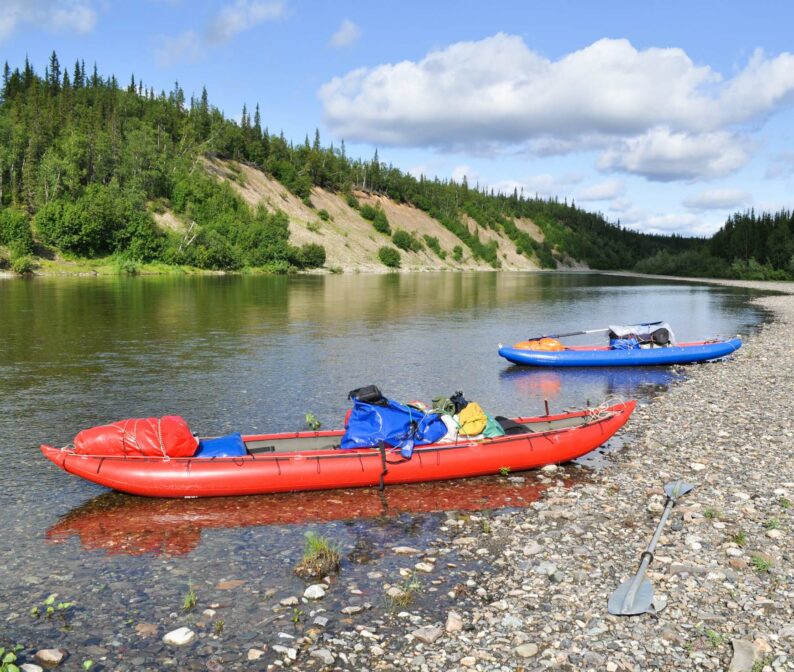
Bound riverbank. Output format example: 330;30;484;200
307;280;794;671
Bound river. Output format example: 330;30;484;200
0;271;765;668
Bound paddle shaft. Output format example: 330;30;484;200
620;496;674;612
529;321;663;341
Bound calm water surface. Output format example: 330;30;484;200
0;272;765;665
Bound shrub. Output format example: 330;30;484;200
296;243;326;269
392;229;413;251
11;254;34;274
392;229;423;252
423;234;444;258
345;194;359;209
260;260;292;274
35;183;162;260
117;258;139;275
372;210;391;235
359;204;378;221
378;246;401;268
0;207;34;256
317;209;331;221
452;245;463;262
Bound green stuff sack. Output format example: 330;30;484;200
483;414;506;438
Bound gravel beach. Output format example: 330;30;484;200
293;280;793;672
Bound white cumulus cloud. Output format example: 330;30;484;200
156;0;284;66
329;18;360;48
682;188;752;210
641;213;718;236
490;173;582;199
597;128;751;182
207;0;284;45
155;30;202;66
320;34;794;181
577;179;625;202
451;165;478;184
0;0;97;43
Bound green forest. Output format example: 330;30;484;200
0;52;790;279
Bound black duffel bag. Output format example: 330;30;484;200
348;385;386;405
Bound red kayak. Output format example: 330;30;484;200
41;401;635;498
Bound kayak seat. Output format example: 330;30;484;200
194;432;248;458
494;416;530;436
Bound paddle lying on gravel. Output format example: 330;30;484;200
608;479;694;616
527;321;664;342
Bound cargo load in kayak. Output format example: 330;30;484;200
499;321;741;367
40;390;636;498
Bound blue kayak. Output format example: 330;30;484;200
499;338;742;367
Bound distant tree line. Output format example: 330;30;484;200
1;52;787;278
635;210;794;280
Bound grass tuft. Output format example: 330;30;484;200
750;555;772;573
294;532;341;579
386;572;422;610
183;581;197;612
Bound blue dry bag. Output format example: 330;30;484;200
341;398;447;456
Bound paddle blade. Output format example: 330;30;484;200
608;576;654;616
664;480;694;500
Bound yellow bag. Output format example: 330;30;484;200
513;338;564;351
457;402;487;436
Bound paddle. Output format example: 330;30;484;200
608;479;694;616
526;321;664;342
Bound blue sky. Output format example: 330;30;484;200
3;1;794;236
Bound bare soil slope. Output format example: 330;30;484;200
202;158;555;273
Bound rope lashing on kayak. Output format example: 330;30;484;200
376;441;414;491
378;441;388;491
586;395;626;422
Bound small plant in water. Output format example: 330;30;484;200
294;532;341;579
731;531;747;547
183;581;197;612
498;466;511;477
304;413;322;431
387;572;422;610
750;555;772;573
291;608;305;625
213;620;224;635
0;645;24;672
31;594;75;621
83;661;94;670
763;518;781;530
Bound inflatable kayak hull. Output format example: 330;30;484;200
41;401;635;498
499;338;742;367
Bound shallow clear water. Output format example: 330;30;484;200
0;271;765;666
